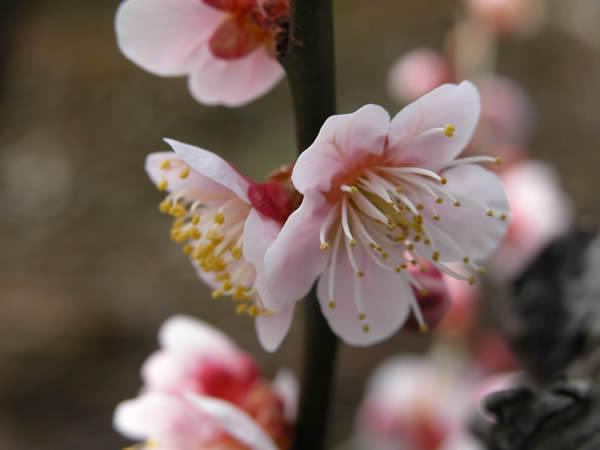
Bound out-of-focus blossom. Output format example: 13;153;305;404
115;0;289;106
474;75;534;149
356;356;483;450
438;272;481;336
473;332;519;374
262;82;510;346
114;315;296;449
388;49;452;103
146;139;299;351
405;263;452;331
466;0;546;36
487;160;573;280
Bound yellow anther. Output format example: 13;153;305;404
468;277;476;285
419;323;430;333
417;203;424;211
395;266;402;273
376;246;383;251
495;156;503;165
170;228;181;241
358;313;367;321
407;244;415;251
396;186;404;193
424;239;431;245
362;324;370;333
211;289;224;299
159;200;171;213
236;304;249;314
170;204;186;217
487;210;494;217
411;259;418;265
349;239;357;247
320;242;329;250
369;243;377;249
231;247;243;259
414;235;422;242
160;159;171;170
432;251;440;262
328;301;336;309
157;179;168;191
463;257;470;264
189;228;201;240
433;215;440;221
214;212;225;224
206;231;217;240
350;185;358;194
444;124;455;137
436;197;443;204
215;272;230;281
183;244;194;256
222;280;233;291
500;214;508;221
401;263;408;269
248;305;260;318
454;201;461;207
440;177;447;185
179;166;190;179
478;267;487;274
382;252;389;259
192;214;200;225
357;270;365;277
420;288;428;296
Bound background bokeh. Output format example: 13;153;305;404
1;0;600;448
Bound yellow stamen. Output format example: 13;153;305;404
358;313;367;321
231;247;243;259
320;242;329;250
157;179;168;191
179;166;190;179
440;177;447;185
487;210;494;217
444;124;455;137
357;270;365;277
362;324;370;333
248;305;260;317
159;200;171;213
192;214;200;225
454;201;461;207
432;251;440;262
328;301;336;309
160;160;171;170
214;212;225;224
236;304;249;314
212;289;223;299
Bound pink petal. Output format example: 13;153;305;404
316;246;413;346
186;394;279;450
271;369;298;423
159;315;237;354
188;46;284;107
255;301;295;352
164;138;251;202
428;164;509;261
243;208;282;280
115;0;224;76
145;152;234;202
292;104;391;193
141;350;192;393
388;81;480;172
114;394;209;448
262;190;330;310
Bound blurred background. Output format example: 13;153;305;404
1;0;600;448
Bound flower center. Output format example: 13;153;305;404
156;159;275;319
205;0;289;60
319;152;506;333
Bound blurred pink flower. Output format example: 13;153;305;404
262;82;510;346
146;139;299;351
115;0;288;106
388;49;452;103
466;0;546;36
438;271;481;336
114;315;297;450
475;75;534;148
487;160;573;280
356;356;483;450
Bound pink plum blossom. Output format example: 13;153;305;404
115;0;289;106
262;82;510;346
114;315;297;450
355;356;483;450
487;160;573;280
388;49;452;103
437;272;481;336
146;139;299;351
404;263;452;331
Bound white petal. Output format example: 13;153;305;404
388;81;480;171
429;164;509;261
317;246;413;346
186;394;278;450
255;301;295;352
159;315;237;354
188;46;284;107
115;0;224;76
271;369;299;423
292;104;390;193
164;138;251;202
243;208;282;280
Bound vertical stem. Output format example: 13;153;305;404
279;1;338;449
